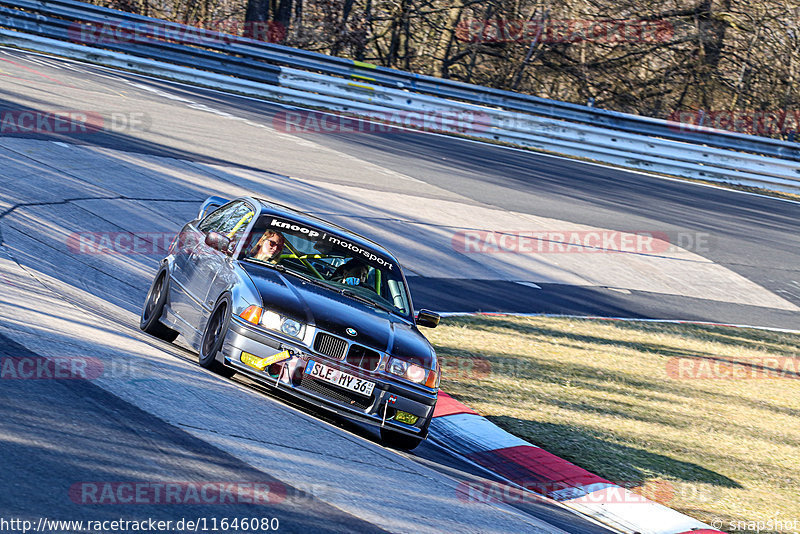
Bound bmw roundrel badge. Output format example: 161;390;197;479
346;327;357;337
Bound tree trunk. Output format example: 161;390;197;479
275;0;293;33
244;0;270;40
432;0;466;78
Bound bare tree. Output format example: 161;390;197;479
85;0;800;138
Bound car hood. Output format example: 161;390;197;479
241;262;434;367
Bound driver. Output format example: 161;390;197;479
250;230;285;263
333;259;369;286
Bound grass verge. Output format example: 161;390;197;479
427;315;800;533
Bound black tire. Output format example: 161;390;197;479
380;428;424;451
140;270;179;342
198;297;236;378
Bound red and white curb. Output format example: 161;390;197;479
430;392;724;534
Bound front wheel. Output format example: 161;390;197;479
140;270;179;342
198;298;236;378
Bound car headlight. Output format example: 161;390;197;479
280;317;303;337
387;357;438;387
388;357;410;377
240;306;306;339
262;310;305;338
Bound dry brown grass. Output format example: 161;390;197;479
427;315;800;533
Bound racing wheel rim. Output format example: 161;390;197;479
142;273;164;323
201;303;226;358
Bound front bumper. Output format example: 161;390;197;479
220;319;437;438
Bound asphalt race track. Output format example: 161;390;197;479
2;50;798;328
0;47;797;533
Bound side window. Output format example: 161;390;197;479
225;206;255;243
198;201;254;239
198;202;240;233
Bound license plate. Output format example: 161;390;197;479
304;360;375;397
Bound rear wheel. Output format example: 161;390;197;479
140;271;179;342
198;298;236;378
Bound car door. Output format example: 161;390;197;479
167;221;206;327
187;201;255;328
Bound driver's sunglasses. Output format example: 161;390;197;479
266;239;281;248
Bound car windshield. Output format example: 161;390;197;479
242;215;412;317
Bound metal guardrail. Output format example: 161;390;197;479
1;0;800;194
7;0;800;163
0;3;282;84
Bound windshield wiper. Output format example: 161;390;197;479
340;288;398;315
247;260;328;287
281;267;330;288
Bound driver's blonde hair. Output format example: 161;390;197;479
251;230;285;259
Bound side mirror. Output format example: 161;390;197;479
205;232;233;255
416;309;440;328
